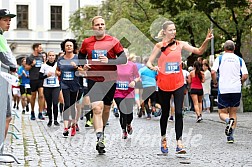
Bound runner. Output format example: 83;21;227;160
17;58;31;114
211;40;248;143
147;20;213;154
78;16;127;153
114;49;140;139
56;39;80;137
39;51;60;127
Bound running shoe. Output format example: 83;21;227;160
76;124;80;131
13;103;16;109
168;116;174;122
26;104;29;112
161;137;168;154
154;108;162;117
147;114;151;120
63;128;69;137
196;115;202;123
122;130;128;139
225;118;234;136
85;120;93;127
227;136;234;143
54;121;60;126
38;113;45;120
71;125;76;136
96;134;105;154
137;107;142;118
47;120;52;127
22;110;25;114
16;105;19;110
127;124;133;135
113;108;119;117
31;112;36;120
176;145;186;154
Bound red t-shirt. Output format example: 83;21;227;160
79;35;124;82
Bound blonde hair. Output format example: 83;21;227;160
157;20;175;39
91;16;103;26
128;53;136;62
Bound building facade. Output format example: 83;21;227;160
0;0;102;62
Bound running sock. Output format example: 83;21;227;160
225;118;230;124
96;132;103;140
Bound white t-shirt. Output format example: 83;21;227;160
202;70;211;94
212;52;248;94
182;69;189;84
39;62;60;88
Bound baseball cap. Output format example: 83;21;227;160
0;9;16;18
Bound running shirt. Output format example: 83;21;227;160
39;62;60;88
57;55;80;92
114;61;139;98
0;34;17;69
26;54;44;80
212;52;248;94
17;66;30;86
182;70;189;84
191;74;203;89
156;41;184;91
202;70;211;94
139;66;157;88
79;35;124;82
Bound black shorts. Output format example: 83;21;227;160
20;85;31;95
30;79;44;92
218;93;241;109
190;88;203;96
88;80;116;106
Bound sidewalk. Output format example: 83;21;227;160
2;108;252;167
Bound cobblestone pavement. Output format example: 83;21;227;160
1;108;252;167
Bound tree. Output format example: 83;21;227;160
149;0;252;58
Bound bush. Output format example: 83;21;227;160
242;61;252;112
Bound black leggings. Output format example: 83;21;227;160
143;86;156;114
44;87;60;121
62;89;78;121
159;86;184;140
114;98;134;130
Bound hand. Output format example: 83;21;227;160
47;71;53;77
99;55;108;63
129;81;136;88
83;64;91;71
55;70;61;76
70;62;77;68
32;60;36;66
206;29;214;41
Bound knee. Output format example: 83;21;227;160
92;106;103;115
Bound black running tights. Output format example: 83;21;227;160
159;86;184;140
114;98;134;130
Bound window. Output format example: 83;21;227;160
51;6;62;30
17;5;28;29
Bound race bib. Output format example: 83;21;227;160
25;84;30;89
62;71;74;80
83;78;88;87
165;62;180;73
46;78;56;85
35;60;42;67
92;50;107;61
116;81;129;90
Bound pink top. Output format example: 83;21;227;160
114;61;139;98
191;75;203;89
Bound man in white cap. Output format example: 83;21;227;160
0;8;17;139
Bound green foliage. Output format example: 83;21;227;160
242;87;252;112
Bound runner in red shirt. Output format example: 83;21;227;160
78;16;127;154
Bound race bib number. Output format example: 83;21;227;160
83;78;88;87
116;81;129;90
165;62;180;73
25;84;30;89
46;78;56;85
92;50;107;61
62;71;74;80
35;60;42;67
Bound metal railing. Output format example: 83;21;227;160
0;61;20;164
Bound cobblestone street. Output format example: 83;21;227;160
1;108;252;167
